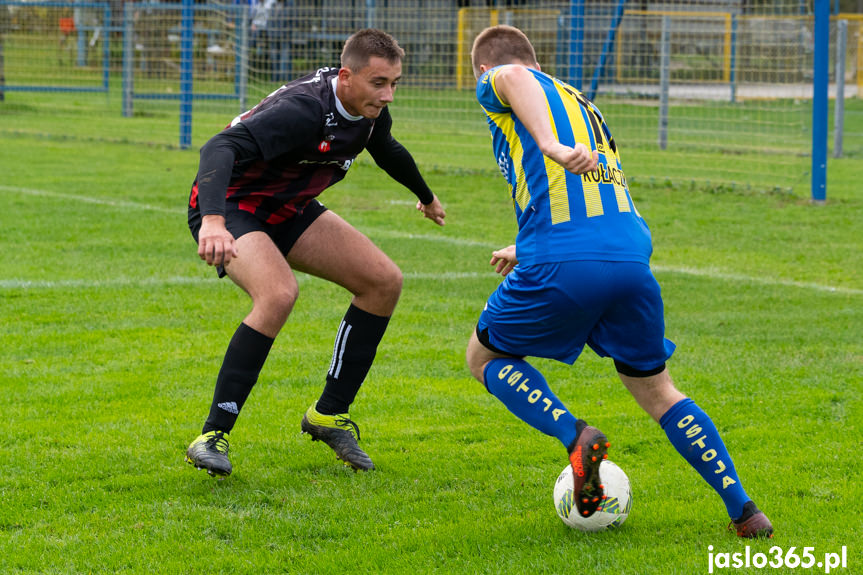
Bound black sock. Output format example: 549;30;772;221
202;323;274;434
315;304;390;415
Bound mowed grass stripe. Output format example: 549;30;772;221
3;268;863;296
3;183;860;296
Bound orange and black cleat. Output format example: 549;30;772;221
730;501;774;539
567;424;610;518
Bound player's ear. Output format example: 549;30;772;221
338;67;352;86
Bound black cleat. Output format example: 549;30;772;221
301;404;375;471
730;501;774;539
567;424;610;518
185;430;232;478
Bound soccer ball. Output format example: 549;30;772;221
553;460;632;531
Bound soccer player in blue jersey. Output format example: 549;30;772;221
184;29;446;476
466;25;772;538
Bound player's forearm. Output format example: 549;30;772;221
368;136;434;204
195;137;236;216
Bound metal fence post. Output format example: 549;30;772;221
179;0;194;149
833;19;847;159
238;5;249;113
0;23;5;102
567;0;584;90
729;13;738;104
122;2;133;118
658;15;670;151
811;0;829;203
587;0;627;102
102;4;110;94
365;0;375;29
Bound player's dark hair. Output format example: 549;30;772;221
470;25;538;78
341;29;405;72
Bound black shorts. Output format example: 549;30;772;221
188;199;328;277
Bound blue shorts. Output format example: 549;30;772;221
477;260;675;370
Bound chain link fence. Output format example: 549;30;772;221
1;0;861;192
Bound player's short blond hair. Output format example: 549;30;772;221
471;25;538;78
341;29;405;72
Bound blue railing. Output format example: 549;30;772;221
0;1;111;95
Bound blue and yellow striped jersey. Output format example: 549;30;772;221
477;65;653;266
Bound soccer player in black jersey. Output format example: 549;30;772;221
185;29;446;475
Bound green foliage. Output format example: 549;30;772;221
0;101;861;574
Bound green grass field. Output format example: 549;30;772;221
0;90;861;574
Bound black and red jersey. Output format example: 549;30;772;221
189;67;430;224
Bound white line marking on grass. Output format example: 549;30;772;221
651;264;863;296
371;229;862;295
363;228;499;249
2;186;858;296
0;276;212;290
0;185;180;214
7;267;858;295
0;272;495;291
404;271;495;280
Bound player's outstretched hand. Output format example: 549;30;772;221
416;194;446;226
490;245;518;276
198;214;239;267
546;142;598;175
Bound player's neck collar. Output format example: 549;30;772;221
331;77;364;122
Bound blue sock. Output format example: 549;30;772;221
660;398;751;519
483;358;579;449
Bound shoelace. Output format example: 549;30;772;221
334;415;361;442
206;431;229;454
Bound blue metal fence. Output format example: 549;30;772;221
0;0;840;199
0;1;111;94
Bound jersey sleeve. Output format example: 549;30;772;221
476;66;511;113
195;123;262;216
239;94;322;161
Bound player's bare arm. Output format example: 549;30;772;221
489;244;518;276
416;194;446;226
493;65;598;175
197;214;238;267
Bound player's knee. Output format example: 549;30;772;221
465;350;484;383
259;283;299;321
467;356;488;385
371;260;403;303
466;331;494;385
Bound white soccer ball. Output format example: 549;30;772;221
553;460;632;531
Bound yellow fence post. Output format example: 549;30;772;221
858;32;863;98
723;12;731;83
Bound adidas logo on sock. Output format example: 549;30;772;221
218;401;239;414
